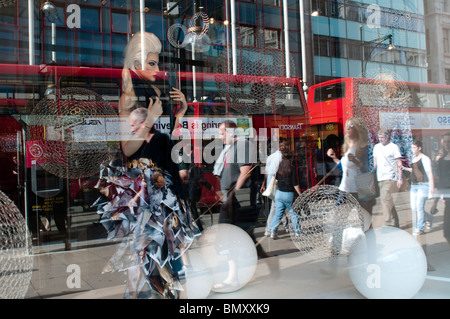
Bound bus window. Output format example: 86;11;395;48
416;90;439;108
442;94;450;108
313;82;346;103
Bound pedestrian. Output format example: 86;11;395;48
260;138;289;236
435;131;450;245
429;138;445;215
338;117;374;214
269;149;302;239
212;120;268;290
373;128;404;227
402;140;435;236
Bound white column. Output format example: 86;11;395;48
51;22;56;62
299;0;308;91
283;0;290;78
140;0;146;68
230;0;237;75
28;0;35;65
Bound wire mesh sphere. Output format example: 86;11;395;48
0;191;33;299
213;48;296;115
27;87;120;179
290;185;365;261
354;69;414;164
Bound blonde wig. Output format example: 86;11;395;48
122;32;162;94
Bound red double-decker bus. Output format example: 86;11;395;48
307;77;450;183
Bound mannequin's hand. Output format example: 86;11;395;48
170;88;187;115
146;97;163;121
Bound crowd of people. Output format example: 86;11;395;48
326;118;450;243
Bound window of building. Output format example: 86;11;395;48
264;29;279;49
79;7;100;32
345;2;363;22
445;69;450;85
444;28;450;54
441;0;450;12
239;26;256;47
347;39;362;60
111;11;130;33
0;5;15;24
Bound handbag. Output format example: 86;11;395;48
355;171;378;200
262;176;277;199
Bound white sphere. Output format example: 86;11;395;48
198;224;257;293
184;249;213;299
348;226;427;299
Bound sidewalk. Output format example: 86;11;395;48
25;192;450;299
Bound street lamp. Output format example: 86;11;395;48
41;1;57;64
40;1;56;13
360;27;395;78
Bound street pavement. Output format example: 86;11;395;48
24;190;450;299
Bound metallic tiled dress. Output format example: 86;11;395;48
93;158;201;298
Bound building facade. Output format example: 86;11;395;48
311;0;427;84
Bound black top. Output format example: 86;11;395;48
410;159;428;184
131;76;169;115
127;131;184;195
436;157;450;189
218;139;252;191
127;131;173;171
276;162;299;193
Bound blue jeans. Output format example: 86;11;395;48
410;183;432;232
270;190;300;234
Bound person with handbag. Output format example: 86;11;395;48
338;117;375;214
260;138;290;236
373;128;404;227
402;140;435;236
269;149;302;239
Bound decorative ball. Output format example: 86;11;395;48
214;48;296;115
291;185;366;261
348;226;427;299
184;249;213;299
198;224;257;293
0;191;33;299
28;87;120;178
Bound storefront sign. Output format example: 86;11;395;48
26;140;66;168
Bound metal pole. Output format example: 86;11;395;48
299;0;308;90
283;0;290;78
51;22;56;62
360;25;364;78
140;0;146;69
230;0;237;75
28;0;35;65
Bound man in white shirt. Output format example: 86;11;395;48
260;138;289;236
373;129;403;227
